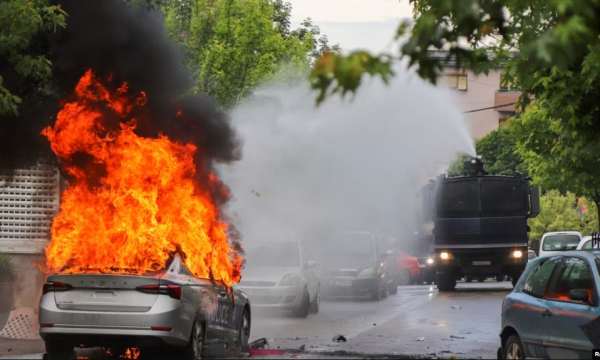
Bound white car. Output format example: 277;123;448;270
538;231;583;257
576;235;600;250
235;240;320;318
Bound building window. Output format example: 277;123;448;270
442;72;467;91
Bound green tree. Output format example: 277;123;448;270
159;0;335;109
528;190;598;241
447;125;525;177
0;0;67;115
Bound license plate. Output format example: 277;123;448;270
247;289;271;296
329;280;352;287
473;261;491;266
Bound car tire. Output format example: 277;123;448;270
477;277;485;283
465;276;473;283
238;308;251;347
511;274;520;288
181;320;204;360
504;334;525;359
388;276;398;294
371;279;381;301
396;269;411;286
45;341;73;359
437;274;456;292
292;288;310;318
495;275;504;282
309;286;320;314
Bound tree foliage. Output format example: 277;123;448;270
0;0;67;115
157;0;338;109
528;190;598;241
447;125;525;176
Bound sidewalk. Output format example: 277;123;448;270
0;338;44;358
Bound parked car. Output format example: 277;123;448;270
318;231;395;301
235;240;320;318
538;231;583;257
39;254;251;359
499;250;600;359
576;235;600;250
526;249;537;265
392;249;420;286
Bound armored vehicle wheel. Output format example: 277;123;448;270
436;274;456;292
495;275;504;282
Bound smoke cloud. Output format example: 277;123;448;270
220;71;474;250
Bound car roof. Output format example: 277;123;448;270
532;250;600;261
542;231;582;237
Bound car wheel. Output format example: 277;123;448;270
511;274;521;288
181;320;204;359
238;308;251;347
504;334;525;359
45;341;73;359
495;275;504;282
292;288;310;318
396;269;411;286
381;278;388;299
477;277;485;283
309;286;320;314
465;276;473;283
371;278;381;301
388;275;398;294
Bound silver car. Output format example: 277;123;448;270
235;240;320;318
39;254;251;359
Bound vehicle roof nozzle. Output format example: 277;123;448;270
464;156;487;176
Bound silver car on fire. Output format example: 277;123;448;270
39;254;251;359
235;240;320;318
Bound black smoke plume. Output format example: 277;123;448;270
0;0;242;247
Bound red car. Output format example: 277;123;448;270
393;249;420;285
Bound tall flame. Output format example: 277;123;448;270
41;70;242;287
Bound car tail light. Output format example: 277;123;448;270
136;284;182;300
151;326;173;331
42;282;73;295
40;323;54;328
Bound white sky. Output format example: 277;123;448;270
288;0;413;53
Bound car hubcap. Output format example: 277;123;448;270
398;270;409;285
193;323;203;359
506;343;521;359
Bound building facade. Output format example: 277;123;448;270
430;51;521;139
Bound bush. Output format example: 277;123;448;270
0;254;15;282
528;190;598;241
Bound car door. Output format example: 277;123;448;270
205;283;238;340
543;256;598;359
505;255;562;358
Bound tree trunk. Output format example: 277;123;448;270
592;193;600;232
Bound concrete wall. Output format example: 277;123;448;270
11;254;46;312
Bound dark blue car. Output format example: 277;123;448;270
499;250;600;359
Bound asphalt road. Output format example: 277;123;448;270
0;280;511;359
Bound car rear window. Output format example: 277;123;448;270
542;235;580;251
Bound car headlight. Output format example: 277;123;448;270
427;258;434;265
358;267;376;277
440;252;450;260
279;274;299;286
512;250;523;258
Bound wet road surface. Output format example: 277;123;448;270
250;280;511;359
0;280;512;359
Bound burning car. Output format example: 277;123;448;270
39;254;251;359
318;231;395;301
235;240;320;318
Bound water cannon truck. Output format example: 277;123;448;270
422;156;540;291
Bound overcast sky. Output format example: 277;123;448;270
288;0;413;53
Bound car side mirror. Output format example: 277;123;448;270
569;289;590;303
307;260;317;268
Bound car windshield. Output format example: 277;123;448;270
245;242;300;267
542;235;580;251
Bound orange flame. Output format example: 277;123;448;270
41;70;242;287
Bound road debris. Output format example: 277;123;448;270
415;337;425;341
450;335;465;339
249;338;269;350
299;345;305;350
450;305;461;309
332;335;347;342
